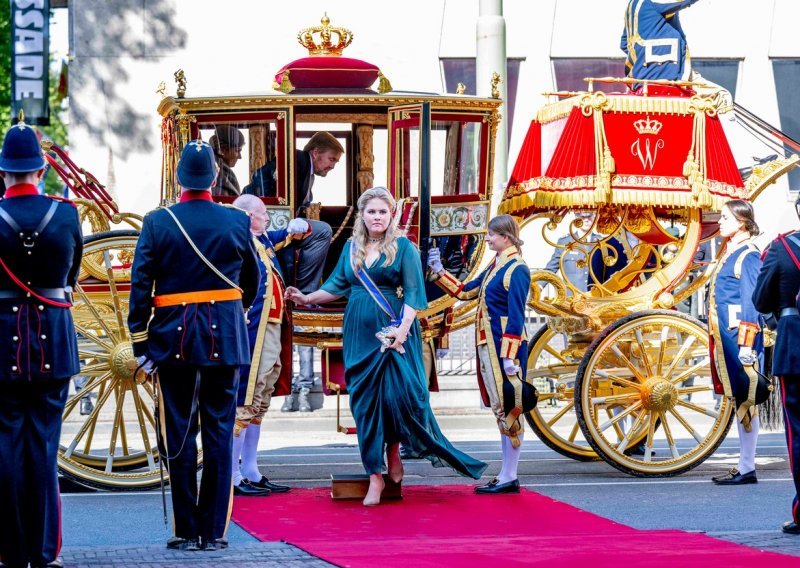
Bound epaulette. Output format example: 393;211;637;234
47;195;77;208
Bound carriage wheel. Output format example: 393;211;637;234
59;230;200;490
524;325;598;461
574;310;733;477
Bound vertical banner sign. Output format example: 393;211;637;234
10;0;50;125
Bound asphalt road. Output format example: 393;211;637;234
59;409;800;563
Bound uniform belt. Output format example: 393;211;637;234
0;287;68;300
153;288;242;308
780;307;799;318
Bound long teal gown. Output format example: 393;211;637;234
321;237;488;479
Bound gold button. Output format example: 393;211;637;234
210;300;216;305
181;302;187;306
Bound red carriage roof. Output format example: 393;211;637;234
501;87;747;216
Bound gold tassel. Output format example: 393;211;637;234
377;71;393;94
278;71;294;94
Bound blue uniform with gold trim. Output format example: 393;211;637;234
621;0;700;82
236;230;292;406
128;194;259;544
0;184;82;568
436;248;536;432
707;241;763;421
753;230;800;524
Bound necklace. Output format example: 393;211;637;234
368;237;384;244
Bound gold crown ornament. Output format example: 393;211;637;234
297;14;354;57
633;116;663;135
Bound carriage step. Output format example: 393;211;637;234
330;474;402;500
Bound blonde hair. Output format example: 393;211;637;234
351;187;401;271
488;214;523;252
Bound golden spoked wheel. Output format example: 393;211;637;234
524;325;598;461
574;310;734;477
58;230;199;490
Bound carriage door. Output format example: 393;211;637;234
392;105;493;316
388;103;431;264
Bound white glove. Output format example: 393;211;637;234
427;248;444;273
287;218;310;235
502;358;520;376
436;348;449;359
135;355;154;373
738;346;756;366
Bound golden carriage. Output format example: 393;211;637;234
54;16;800;490
56;16;504;490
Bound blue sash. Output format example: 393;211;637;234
350;244;404;326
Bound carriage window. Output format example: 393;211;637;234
406;119;483;198
199;121;283;199
297;125;349;206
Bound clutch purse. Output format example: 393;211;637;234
376;325;397;351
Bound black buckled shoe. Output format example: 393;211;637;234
711;467;739;483
713;469;757;485
783;521;800;535
233;479;271;496
248;475;290;493
167;537;200;551
475;478;521;494
201;538;229;551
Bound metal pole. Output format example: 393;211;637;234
476;0;508;205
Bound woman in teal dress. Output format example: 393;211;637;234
285;187;487;505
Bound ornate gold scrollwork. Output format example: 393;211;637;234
578;91;610;117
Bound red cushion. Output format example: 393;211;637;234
275;56;379;90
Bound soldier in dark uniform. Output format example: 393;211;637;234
128;140;259;551
0;122;82;568
753;194;800;534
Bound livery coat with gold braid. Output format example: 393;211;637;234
435;247;536;419
707;239;764;423
237;230;294;407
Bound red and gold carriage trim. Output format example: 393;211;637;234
500;79;798;475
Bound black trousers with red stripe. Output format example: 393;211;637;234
157;364;238;542
0;378;69;568
781;375;800;523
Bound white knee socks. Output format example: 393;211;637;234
232;431;246;486
738;414;759;474
241;423;263;482
497;433;523;484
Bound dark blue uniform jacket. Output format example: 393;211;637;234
753;231;800;377
0;184;82;381
128;197;259;366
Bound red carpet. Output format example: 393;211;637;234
232;485;798;567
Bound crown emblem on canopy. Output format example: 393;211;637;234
297;14;354;56
633;116;663;135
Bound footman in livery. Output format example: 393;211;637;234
429;214;536;494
